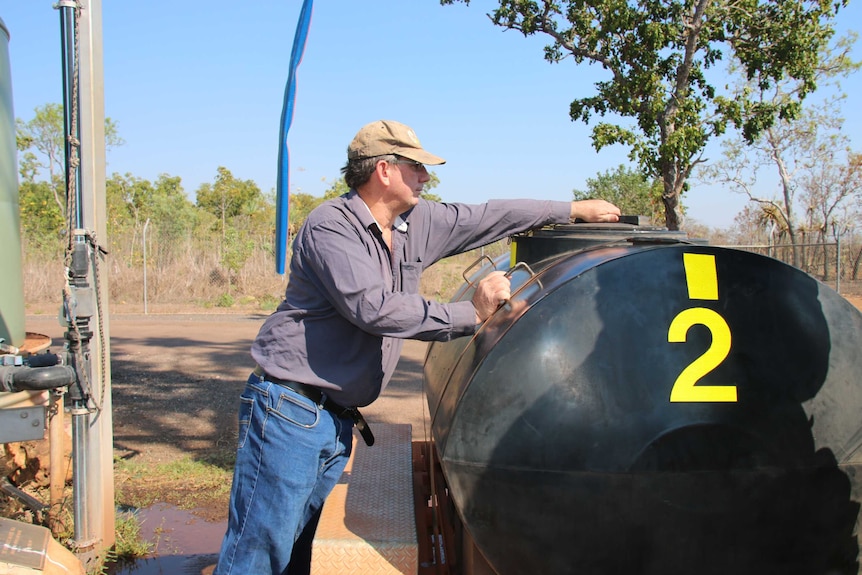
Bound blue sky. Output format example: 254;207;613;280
3;1;861;229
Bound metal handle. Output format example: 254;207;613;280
505;261;537;282
461;258;542;318
462;255;496;289
501;262;542;309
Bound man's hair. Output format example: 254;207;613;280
341;154;398;189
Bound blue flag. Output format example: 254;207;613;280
275;0;314;274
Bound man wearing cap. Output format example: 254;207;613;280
214;120;620;575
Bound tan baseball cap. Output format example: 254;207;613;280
347;120;446;165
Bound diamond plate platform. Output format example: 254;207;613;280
312;423;417;575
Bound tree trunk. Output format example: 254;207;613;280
660;169;683;230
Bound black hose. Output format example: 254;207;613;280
26;353;63;368
0;365;77;392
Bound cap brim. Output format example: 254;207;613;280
393;147;446;165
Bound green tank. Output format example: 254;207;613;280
0;17;26;348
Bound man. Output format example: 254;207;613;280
214;120;620;574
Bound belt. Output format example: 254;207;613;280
253;366;374;446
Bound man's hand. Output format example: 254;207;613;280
570;199;621;223
472;271;511;323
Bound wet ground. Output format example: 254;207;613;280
107;503;223;575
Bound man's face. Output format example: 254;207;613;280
388;158;430;209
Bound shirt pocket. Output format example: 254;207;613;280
399;261;422;293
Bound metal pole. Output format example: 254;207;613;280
57;0;93;550
76;0;115;559
58;0;82;227
57;0;114;565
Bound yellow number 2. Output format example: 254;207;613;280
667;253;736;403
668;307;736;402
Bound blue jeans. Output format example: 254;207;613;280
214;374;354;575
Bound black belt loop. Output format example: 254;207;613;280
253;366;375;446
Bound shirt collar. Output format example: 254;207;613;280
349;189;410;233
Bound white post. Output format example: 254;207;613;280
74;0;115;563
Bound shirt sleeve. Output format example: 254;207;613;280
296;216;477;341
411;199;571;264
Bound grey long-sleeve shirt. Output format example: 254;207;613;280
251;190;571;407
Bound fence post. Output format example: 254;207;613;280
143;218;150;314
837;232;841;295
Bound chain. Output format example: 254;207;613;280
89;230;108;413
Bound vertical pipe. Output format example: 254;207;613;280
57;0;95;554
58;0;82;230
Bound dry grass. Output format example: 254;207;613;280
22;242;510;313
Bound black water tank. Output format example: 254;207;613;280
424;224;862;575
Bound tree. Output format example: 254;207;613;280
17;103;123;219
289;192;325;233
16;104;65;214
107;172;199;268
573;164;665;224
17;180;65;255
196;166;263;238
442;0;846;230
700;34;860;266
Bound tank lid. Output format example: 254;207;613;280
0;18;8;41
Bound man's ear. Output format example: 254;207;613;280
375;159;393;186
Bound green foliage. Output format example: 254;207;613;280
17;180;65;254
421;171;442;202
573;164;666;224
15;104;64;184
106;172;201;270
17;103;127;256
112;509;153;562
15;97;452;292
258;293;281;311
216;292;235;307
196;166;264;234
322;178;350;200
289;191;325;231
442;0;845;230
115;455;233;509
221;227;255;288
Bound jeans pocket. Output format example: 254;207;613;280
236;396;254;449
271;390;321;428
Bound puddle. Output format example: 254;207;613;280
107;503;226;575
